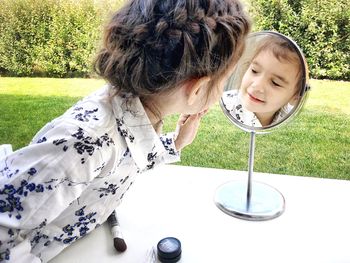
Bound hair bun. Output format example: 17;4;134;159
94;0;251;97
155;18;169;36
132;24;149;44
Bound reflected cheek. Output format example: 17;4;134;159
240;75;252;93
240;82;250;95
241;70;252;83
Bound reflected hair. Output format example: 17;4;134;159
93;0;251;97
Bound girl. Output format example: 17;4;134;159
0;0;250;262
222;33;307;127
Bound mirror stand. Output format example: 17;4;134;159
214;131;285;221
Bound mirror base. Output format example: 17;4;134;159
214;180;285;221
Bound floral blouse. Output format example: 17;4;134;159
0;85;180;262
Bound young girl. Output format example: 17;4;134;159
0;0;250;262
222;33;307;127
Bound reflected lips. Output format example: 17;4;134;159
248;93;264;103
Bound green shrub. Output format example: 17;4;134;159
248;0;350;80
0;0;124;77
1;0;349;80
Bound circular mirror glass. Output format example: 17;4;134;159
220;31;310;133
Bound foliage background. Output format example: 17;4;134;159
248;0;350;80
0;0;123;77
0;0;349;80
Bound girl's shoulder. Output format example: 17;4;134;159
221;89;239;111
60;85;117;131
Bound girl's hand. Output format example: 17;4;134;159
174;110;207;151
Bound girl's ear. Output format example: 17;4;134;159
186;76;211;105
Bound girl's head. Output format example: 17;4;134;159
239;34;304;125
94;0;250;109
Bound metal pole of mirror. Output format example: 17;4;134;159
214;129;285;221
246;131;255;210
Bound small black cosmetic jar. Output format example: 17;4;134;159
157;237;182;263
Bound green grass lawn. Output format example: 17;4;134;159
0;77;349;180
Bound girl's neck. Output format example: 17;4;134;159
141;87;186;133
255;112;275;126
142;98;167;134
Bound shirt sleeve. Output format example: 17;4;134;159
0;121;114;260
159;132;181;164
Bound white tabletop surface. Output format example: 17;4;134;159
50;165;350;263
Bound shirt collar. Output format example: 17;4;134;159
109;87;167;171
222;90;262;127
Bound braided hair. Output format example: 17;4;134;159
94;0;251;97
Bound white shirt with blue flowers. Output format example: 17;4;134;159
0;85;180;262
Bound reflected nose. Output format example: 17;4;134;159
252;77;266;93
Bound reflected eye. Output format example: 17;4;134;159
251;68;258;74
272;80;282;87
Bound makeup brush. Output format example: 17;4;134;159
107;210;127;252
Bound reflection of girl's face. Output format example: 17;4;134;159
240;50;299;124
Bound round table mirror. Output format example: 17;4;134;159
214;31;310;221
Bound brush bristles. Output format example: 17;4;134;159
114;237;127;252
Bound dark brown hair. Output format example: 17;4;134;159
94;0;250;97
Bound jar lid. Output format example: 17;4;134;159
157;237;182;263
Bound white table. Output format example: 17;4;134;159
50;165;350;263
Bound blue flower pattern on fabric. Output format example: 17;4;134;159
0;86;180;262
116;118;135;143
30;219;50;248
36;137;47;143
0;168;45;220
160;136;177;156
95;181;120;198
0;166;90;221
72;107;99;122
52;128;114;164
0;158;19;179
53;206;97;245
0;249;10;261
